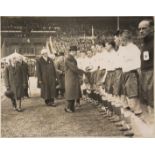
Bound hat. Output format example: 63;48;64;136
5;89;15;99
41;49;48;55
69;46;77;51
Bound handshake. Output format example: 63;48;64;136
56;70;64;75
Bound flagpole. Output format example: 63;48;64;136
117;16;120;31
92;25;94;38
84;31;86;40
91;25;95;44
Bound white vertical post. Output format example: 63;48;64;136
117;16;120;31
92;25;94;38
84;32;86;40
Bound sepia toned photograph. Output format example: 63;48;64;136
0;16;154;138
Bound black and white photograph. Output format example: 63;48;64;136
1;16;154;138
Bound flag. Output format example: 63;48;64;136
49;36;56;54
92;25;94;38
45;39;50;54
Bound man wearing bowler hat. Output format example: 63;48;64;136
64;46;84;113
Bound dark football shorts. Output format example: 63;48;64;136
105;71;115;94
122;70;139;98
113;68;123;96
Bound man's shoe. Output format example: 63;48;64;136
111;117;120;123
124;130;134;137
13;107;18;112
65;108;73;113
98;106;106;112
49;102;57;107
108;115;116;120
119;127;129;131
17;108;23;112
135;112;142;116
119;124;131;131
115;121;123;127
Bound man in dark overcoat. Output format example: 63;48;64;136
19;57;30;98
36;48;57;106
4;56;26;112
64;46;84;112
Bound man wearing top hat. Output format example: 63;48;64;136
36;48;57;106
64;46;84;113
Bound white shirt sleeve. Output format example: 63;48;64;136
122;43;141;72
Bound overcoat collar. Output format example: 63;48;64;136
67;54;77;64
40;56;52;64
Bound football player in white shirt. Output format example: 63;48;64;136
92;44;104;91
104;39;116;100
109;32;130;125
83;50;94;98
113;32;125;104
76;51;87;70
76;51;88;100
98;45;108;97
120;30;142;115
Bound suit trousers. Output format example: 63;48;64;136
45;98;54;104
